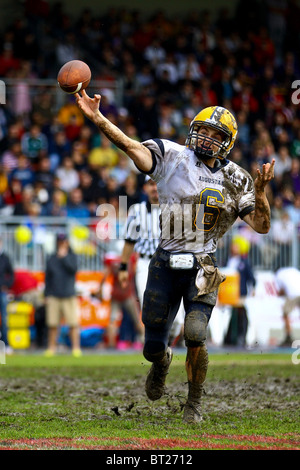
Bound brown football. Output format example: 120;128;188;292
57;60;91;94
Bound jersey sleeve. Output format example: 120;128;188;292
237;172;256;219
141;138;185;182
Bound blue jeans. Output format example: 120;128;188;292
0;291;8;345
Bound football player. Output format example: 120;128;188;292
76;92;275;423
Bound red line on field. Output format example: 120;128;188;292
0;434;299;450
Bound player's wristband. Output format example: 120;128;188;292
119;263;128;271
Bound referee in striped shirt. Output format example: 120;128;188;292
118;176;160;308
118;176;184;344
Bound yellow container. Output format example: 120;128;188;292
8;329;30;349
218;269;240;306
7;301;34;329
7;314;30;328
7;301;33;315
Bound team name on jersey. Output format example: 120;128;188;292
198;175;224;187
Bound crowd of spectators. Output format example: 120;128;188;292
0;0;300;234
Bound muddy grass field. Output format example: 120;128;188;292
0;350;299;451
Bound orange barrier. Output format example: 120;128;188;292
15;271;113;330
218;270;241;306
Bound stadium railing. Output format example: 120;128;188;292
0;216;299;272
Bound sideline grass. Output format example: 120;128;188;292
0;350;299;449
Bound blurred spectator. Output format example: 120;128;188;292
274;145;292;178
31;91;56;129
78;168;101;215
232;83;259;116
274;266;300;347
136;63;155;92
121;62;139;109
252;26;275;67
44;233;80;357
45;188;67;217
290;128;300;158
230;147;251;173
281;158;300;194
0;42;20;76
99;89;119;121
236;110;251;155
130;92;159;140
66;187;90;218
13;184;36;216
21;124;48;166
158;100;181;140
98;252;144;350
10;154;35;187
110;152;133;185
2;178;23;213
286;192;300;226
87;133;119;169
271;211;294;266
0;164;8;205
271;194;285;220
178;53;203;83
56;31;81;67
34;157;54;194
118;173;140;209
56;156;79;194
197;77;218;108
74;125;93;159
1;141;22;173
48;129;72;172
56;98;85;139
224;235;256;347
144;38;166;68
97;174;120;204
11;61;33;118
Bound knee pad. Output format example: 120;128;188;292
184;306;211;346
142;289;170;328
143;340;166;362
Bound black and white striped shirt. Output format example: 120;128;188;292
124;200;160;257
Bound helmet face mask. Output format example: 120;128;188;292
186;106;238;161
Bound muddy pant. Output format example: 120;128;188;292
142;248;218;362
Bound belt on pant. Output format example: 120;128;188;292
156;247;217;266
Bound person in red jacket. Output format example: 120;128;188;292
99;252;144;349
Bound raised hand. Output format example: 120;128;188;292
75;89;101;122
254;158;275;192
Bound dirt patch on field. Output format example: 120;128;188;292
0;372;298;418
0;368;299;450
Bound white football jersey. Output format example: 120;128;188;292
143;138;255;254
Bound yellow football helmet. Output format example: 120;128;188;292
185;106;238;160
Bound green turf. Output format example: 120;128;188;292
0;350;299;449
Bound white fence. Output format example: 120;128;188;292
0;216;299;272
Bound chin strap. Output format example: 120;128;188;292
194;151;223;167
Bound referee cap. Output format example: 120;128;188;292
144;175;153;183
